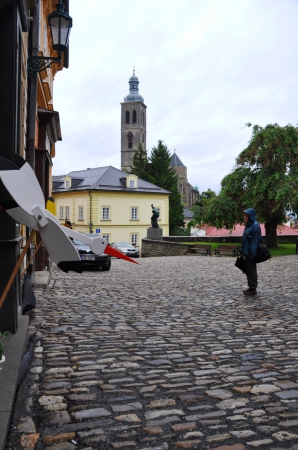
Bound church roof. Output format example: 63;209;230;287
170;153;185;167
183;208;193;219
52;166;170;195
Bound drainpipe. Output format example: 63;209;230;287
26;0;40;169
25;0;40;281
88;189;93;233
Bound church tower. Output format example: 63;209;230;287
121;70;147;171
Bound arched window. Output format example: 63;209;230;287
141;112;144;126
142;134;145;143
125;111;130;124
127;132;133;148
133;110;137;124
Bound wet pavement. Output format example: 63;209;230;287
5;255;298;450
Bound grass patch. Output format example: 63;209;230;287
182;241;297;257
268;244;296;257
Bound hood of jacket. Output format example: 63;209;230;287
244;208;256;224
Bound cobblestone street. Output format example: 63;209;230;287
5;255;298;450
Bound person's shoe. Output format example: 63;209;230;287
243;288;250;293
244;288;257;295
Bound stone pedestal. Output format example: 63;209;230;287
147;227;163;240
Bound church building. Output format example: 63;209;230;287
169;151;198;210
121;70;198;210
121;69;147;171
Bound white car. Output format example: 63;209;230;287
110;242;139;258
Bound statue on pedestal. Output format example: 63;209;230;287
151;204;159;228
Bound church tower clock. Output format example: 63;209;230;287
121;69;147;171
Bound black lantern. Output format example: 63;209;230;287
28;0;72;73
48;1;72;52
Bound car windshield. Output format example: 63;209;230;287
72;238;90;247
117;242;133;247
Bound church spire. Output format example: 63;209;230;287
124;69;144;102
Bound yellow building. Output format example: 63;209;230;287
52;166;170;247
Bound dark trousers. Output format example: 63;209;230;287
245;256;258;289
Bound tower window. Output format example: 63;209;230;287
142;134;145;143
141;112;144;126
125;111;130;124
127;132;133;148
133;110;137;124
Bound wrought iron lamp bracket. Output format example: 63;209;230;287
28;53;61;73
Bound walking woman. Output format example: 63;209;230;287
242;208;262;295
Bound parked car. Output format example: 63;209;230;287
71;234;111;271
110;242;139;258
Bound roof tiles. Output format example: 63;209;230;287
52;166;169;195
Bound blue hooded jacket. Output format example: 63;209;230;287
242;208;262;258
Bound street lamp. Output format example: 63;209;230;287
28;0;72;73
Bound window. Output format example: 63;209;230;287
131;207;138;220
102;207;110;220
65;206;70;219
131;234;138;246
129;180;135;188
133;110;137;124
65;180;69;188
125;110;130;124
142;134;145;143
127;132;133;148
78;206;84;220
59;206;64;219
102;234;110;244
141;111;145;126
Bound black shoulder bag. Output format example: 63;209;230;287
247;232;271;264
256;244;271;263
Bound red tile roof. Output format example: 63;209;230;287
200;223;298;237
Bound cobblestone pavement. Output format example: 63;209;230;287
5;255;298;450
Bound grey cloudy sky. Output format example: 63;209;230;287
53;0;298;193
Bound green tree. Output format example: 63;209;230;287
128;144;150;180
148;140;184;234
148;140;178;190
169;183;185;234
201;124;298;248
191;189;217;225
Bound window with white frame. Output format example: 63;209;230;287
102;207;110;220
129;180;135;188
59;206;64;219
131;207;138;220
102;234;110;244
65;206;70;219
78;206;84;220
65;180;70;188
131;234;138;246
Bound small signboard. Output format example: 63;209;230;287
96;228;100;234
